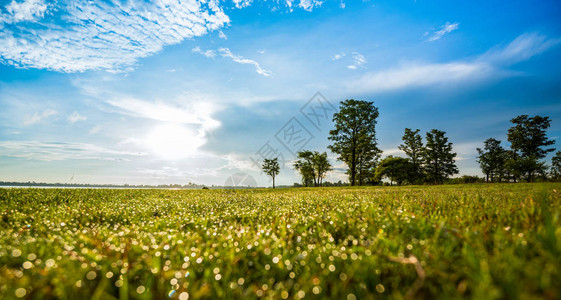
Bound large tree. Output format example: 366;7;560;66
374;156;413;186
507;115;555;181
476;138;506;182
262;158;280;188
293;151;332;186
398;128;424;183
328;99;381;186
422;129;458;184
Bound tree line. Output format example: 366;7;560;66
263;99;559;187
477;115;559;182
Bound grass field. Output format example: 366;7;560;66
0;184;560;299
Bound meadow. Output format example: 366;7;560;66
0;184;560;299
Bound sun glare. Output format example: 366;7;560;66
145;124;205;160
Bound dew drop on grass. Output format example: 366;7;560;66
15;288;26;298
12;249;21;257
86;271;97;280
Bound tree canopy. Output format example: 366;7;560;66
507;115;555;159
328;99;381;186
476;138;506;182
293;150;332;187
422;129;458;184
262;158;280;188
374;156;413;185
398;128;424;183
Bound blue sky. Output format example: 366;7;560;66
0;0;560;186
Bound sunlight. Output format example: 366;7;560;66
145;123;205;160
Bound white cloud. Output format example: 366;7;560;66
89;125;101;135
192;47;217;58
193;47;272;77
68;111;87;123
348;32;559;93
23;108;58;126
232;0;253;9
219;31;228;40
299;0;323;11
331;53;345;61
478;33;561;65
347;52;366;69
382;148;406;157
349;61;491;92
0;141;145;161
427;22;459;42
106;96;221;131
2;0;47;23
0;0;230;72
0;0;327;72
219;48;273;77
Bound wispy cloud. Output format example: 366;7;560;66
192;47;217;58
348;32;559;93
349;61;491;92
1;0;47;23
23;108;58;126
427;22;459;42
194;46;272;76
218;48;273;77
219;31;228;40
347;52;366;70
105;95;221;131
68;111;87;123
0;141;145;161
0;0;230;72
89;125;101;135
478;32;561;65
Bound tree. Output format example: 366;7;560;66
398;128;424;183
374;156;413;185
328;99;381;186
262;158;280;188
293;151;333;187
476;138;506;182
507;115;555;181
293;151;315;187
503;150;522;183
312;151;332;186
422;129;458;184
508;115;555;159
551;151;561;181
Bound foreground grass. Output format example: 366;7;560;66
0;184;560;299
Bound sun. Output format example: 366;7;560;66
145;123;205;160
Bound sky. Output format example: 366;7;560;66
0;0;560;186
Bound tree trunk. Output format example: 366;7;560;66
272;176;275;188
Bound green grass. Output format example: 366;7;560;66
0;184;560;299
